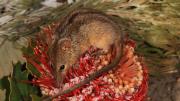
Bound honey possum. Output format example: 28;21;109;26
47;8;124;99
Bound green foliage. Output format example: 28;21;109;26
26;63;41;77
21;43;41;77
19;0;44;9
0;62;40;101
0;76;10;101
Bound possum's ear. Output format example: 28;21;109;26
57;38;72;51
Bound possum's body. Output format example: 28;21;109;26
79;20;117;52
47;8;124;100
69;20;119;66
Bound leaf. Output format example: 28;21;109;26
0;76;10;101
0;37;28;78
9;78;22;101
26;63;41;77
21;43;41;77
8;62;40;101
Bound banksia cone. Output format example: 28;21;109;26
25;23;148;101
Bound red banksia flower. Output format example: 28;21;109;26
25;23;148;101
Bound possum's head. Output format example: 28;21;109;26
49;38;75;87
49;38;73;72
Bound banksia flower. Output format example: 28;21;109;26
25;22;148;101
25;6;147;101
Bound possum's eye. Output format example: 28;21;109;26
59;65;65;71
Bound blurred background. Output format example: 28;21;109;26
0;0;179;101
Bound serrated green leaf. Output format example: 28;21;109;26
21;45;41;77
0;76;10;101
9;62;40;101
9;77;22;101
26;63;40;77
